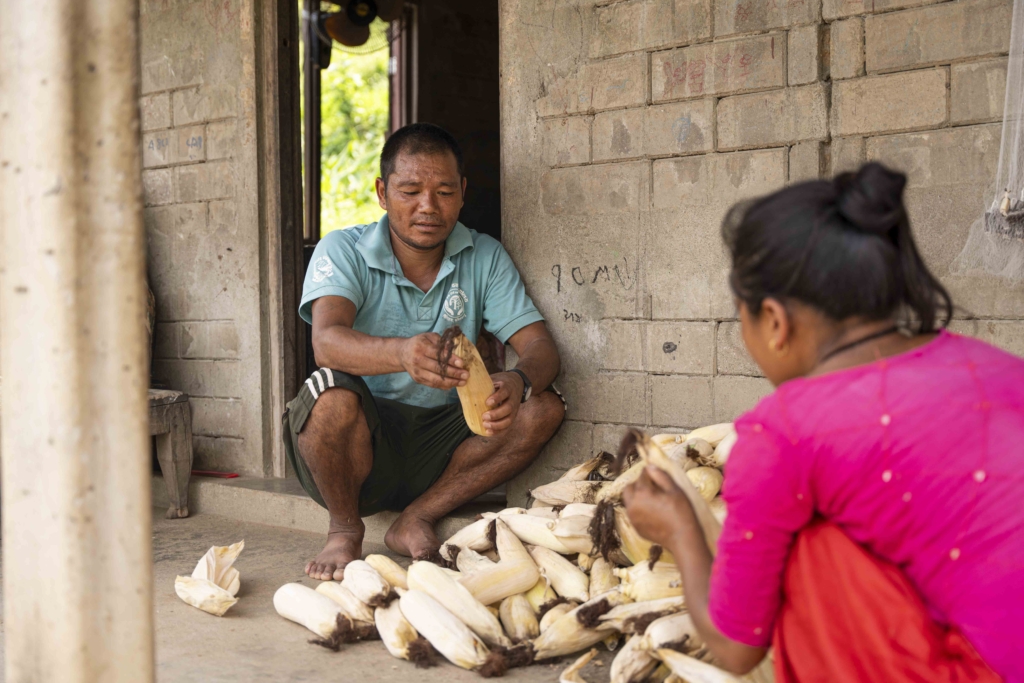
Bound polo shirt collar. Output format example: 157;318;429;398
355;214;474;276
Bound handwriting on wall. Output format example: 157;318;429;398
563;310;582;323
551;257;637;294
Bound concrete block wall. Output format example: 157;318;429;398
139;0;267;476
500;0;1018;504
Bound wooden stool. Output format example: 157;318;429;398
149;389;193;519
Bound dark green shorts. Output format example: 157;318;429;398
282;369;471;517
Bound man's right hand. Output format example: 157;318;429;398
399;333;470;390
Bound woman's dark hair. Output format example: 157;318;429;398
722;162;952;332
380;122;464;187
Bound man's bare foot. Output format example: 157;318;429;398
306;526;363;581
384;512;439;560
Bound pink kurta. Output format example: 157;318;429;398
708;331;1024;682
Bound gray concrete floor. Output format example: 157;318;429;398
0;509;615;682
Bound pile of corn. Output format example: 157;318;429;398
273;423;773;683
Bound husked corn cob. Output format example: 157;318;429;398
503;512;574;554
528;545;590;603
342;560;393;607
316;581;375;623
655;648;743;683
578;553;595;571
525;577;558;613
712;430;737;466
637;612;702;654
456;547;496;575
539;601;577;633
683;423;734;448
374;599;436;667
273;583;346;639
611;635;659;683
598;596;685;633
617;564;683;603
531;480;606;506
614;506;676;566
561;503;598;519
399;590;493;672
441;517;494;561
589;557;620;597
552;515;596;555
686;467;724;502
499;594;540;642
487;604;500;618
604;633;623;651
559;648;599;683
458;519;540;606
408;561;511;647
446;328;497;436
365;554;408;590
174;576;238;617
615;561;678;584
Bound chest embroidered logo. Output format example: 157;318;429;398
442;282;469;323
311;256;334;283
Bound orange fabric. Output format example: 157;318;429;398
773;521;1002;683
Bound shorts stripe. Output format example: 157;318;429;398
314;371;326;393
305;376;319;399
323;369;335;388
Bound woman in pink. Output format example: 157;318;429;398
623;163;1021;682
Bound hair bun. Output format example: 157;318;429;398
834;162;907;236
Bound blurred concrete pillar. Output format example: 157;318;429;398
0;0;155;681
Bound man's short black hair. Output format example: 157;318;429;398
380;123;464;186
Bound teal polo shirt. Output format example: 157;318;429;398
300;215;545;408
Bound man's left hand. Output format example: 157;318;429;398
481;372;525;436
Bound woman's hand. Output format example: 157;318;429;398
622;466;700;548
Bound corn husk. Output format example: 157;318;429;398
596;460;645;503
598;596;685;633
342;559;393;607
612;635;660;683
190;540;244;596
686;467;724;502
529;545;590;602
525;576;558;613
652;433;686;450
375;599;436;666
531;480;606;506
539;601;577;632
458;519;540;606
441;518;494;561
455;547;496;575
667;438;714;470
560;648;599;683
499;594;540;642
712;429;737;466
174;576;238;617
637;612;702;654
561;503;598;519
450;330;496;436
526;506;561;519
365;554;408;591
315;581;375;623
709;496;728;525
503;512;574;554
399;590;492;671
532;597;621;660
408;561;511;647
616;563;683;602
578;553;595;571
559;451;615;482
655;649;743;683
273;582;345;639
604;632;623;651
615;506;676;566
683;423;733;448
553;515;596;555
590;557;620;597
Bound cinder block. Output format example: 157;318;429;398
176;125;206;164
599;320;645;371
541;162;648;215
142;131;173;168
951;59;1008;126
865;124;1001;190
948;320;1024;358
181;321;240;360
209;200;238;236
190;398;245;438
141;52;203;94
651;375;714;428
652;34;786;102
140;93;171;131
830;136;865;174
541;117;592;167
830;17;864;80
653;148;788;209
714;0;820;38
823;0;941;20
647;322;715;374
831;69;947;137
591;0;712;58
593;423;638;454
192;436;249;475
152;322;179;359
175;161;235;202
593;109;646;162
717;83;829;151
713;375;772;421
865;0;1012;73
788;25;827;86
716;322;762;375
173;84;239;126
645;99;716;156
205;120;237;161
152;359;243;398
789;141;824;182
508;420;594;506
537;53;647;117
564;373;648;424
142;168;173;206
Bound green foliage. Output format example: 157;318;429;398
319;41;389;236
